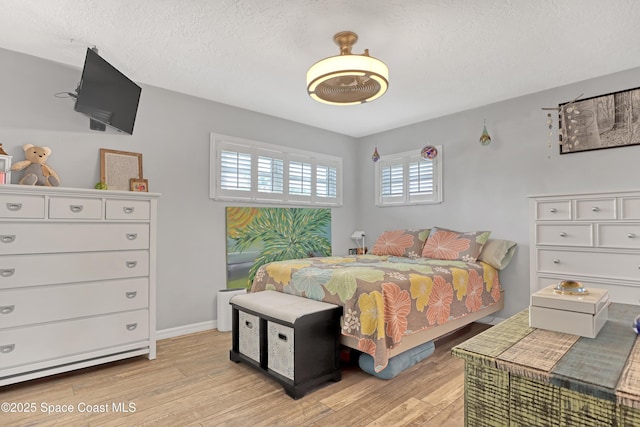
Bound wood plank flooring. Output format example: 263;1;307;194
0;323;490;427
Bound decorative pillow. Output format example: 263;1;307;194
421;227;491;262
371;229;430;259
478;239;517;270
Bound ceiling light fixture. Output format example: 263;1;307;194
306;31;389;105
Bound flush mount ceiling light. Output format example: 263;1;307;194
306;31;389;105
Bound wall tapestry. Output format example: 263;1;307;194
560;86;640;154
225;207;331;289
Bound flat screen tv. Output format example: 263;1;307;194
74;48;141;135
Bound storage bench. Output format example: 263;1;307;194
229;290;342;399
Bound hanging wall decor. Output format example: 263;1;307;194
372;146;380;162
421;145;438;159
479;120;491;146
559;86;640;154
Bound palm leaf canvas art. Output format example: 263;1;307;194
225;207;332;289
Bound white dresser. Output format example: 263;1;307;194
529;190;640;304
0;185;159;386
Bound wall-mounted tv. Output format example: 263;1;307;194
74;48;142;135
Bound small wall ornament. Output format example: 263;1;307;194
479;120;491;146
371;146;380;162
421;145;437;159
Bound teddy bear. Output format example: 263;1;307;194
11;144;61;187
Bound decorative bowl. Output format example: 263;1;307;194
553;280;589;295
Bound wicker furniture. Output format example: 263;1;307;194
452;303;640;426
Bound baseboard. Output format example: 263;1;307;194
155;315;507;341
156;320;218;340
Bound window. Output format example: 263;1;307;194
211;133;342;206
375;146;442;206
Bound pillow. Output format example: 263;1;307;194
477;239;517;270
421;227;490;262
371;229;430;259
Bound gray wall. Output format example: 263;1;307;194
0;48;360;332
2;46;639;329
356;67;640;319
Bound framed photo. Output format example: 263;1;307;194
130;178;148;192
100;149;143;191
559;86;640;154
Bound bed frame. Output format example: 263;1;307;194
339;291;504;358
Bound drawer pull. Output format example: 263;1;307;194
125;291;137;299
0;235;15;243
549;208;557;213
559;232;567;237
126;233;138;240
592;206;600;212
126;323;138;331
278;333;288;342
0;344;15;354
6;203;22;211
553;259;560;264
245;321;253;329
628;233;636;239
69;205;83;213
0;268;15;277
123;207;135;214
126;261;138;268
0;305;15;314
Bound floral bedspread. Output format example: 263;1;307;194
250;254;502;372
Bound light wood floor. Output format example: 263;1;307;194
1;323;490;427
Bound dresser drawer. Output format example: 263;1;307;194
0;278;148;328
598;224;640;249
536;224;592;246
0;250;149;290
0;195;45;219
48;196;102;219
0;309;149;370
536;200;571;221
106;200;150;220
620;197;640;220
575;198;616;220
537;249;640;282
0;223;149;255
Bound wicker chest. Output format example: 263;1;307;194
452;304;640;426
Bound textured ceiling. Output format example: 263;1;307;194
0;0;639;137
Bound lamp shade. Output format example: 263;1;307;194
307;31;388;105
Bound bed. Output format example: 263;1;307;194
249;227;516;373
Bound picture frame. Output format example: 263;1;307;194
559;86;640;154
100;149;143;191
130;178;149;192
